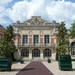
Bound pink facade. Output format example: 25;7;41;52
17;31;55;46
29;35;32;45
13;16;60;60
18;35;21;45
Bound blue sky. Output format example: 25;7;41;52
0;0;75;29
57;0;75;2
64;0;75;2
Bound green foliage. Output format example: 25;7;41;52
56;22;70;55
70;20;75;38
0;25;16;57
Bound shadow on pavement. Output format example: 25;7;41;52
12;61;20;64
10;68;35;72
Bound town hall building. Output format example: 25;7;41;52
12;16;75;60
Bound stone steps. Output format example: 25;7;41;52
23;59;47;62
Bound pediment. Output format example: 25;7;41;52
23;16;50;25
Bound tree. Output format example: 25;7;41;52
0;25;16;58
70;20;75;38
56;22;70;60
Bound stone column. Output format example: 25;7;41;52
40;48;43;59
29;48;32;59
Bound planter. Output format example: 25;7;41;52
48;59;51;63
58;55;72;71
0;58;12;71
56;53;59;61
20;60;24;64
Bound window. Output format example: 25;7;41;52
21;49;29;57
32;49;40;57
44;35;49;45
71;47;75;55
23;35;28;46
43;49;51;58
34;35;39;44
71;42;75;56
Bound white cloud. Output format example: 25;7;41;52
72;15;75;20
0;0;75;29
0;0;12;6
0;0;12;26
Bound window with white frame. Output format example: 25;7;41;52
44;35;49;45
33;35;39;45
22;35;28;46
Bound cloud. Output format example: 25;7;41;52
0;0;75;29
0;0;12;6
0;0;12;27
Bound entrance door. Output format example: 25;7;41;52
32;49;40;59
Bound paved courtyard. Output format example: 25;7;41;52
0;59;75;75
0;61;30;75
43;60;75;75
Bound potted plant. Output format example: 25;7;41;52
47;56;51;63
0;25;16;71
56;22;72;71
20;56;24;64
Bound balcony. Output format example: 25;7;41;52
18;43;55;47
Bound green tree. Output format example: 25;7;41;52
70;20;75;38
56;22;70;60
0;25;16;58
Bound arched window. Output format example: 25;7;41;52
43;49;51;58
71;42;75;55
32;49;40;57
21;49;29;57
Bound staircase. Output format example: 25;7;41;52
23;59;47;62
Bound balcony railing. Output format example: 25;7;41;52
18;43;55;46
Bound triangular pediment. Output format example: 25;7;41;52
24;16;50;25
